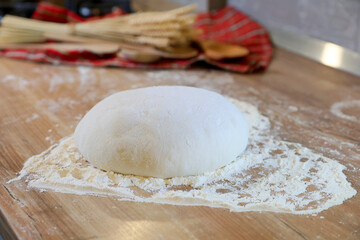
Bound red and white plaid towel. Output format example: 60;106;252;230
0;2;273;73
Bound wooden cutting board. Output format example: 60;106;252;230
0;48;359;240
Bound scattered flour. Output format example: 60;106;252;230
1;113;39;126
2;68;356;215
74;114;83;120
36;98;81;113
1;115;27;126
125;70;235;93
146;70;233;85
2;69;237;128
1;75;30;91
12;99;357;215
48;73;75;93
25;113;39;123
145;70;234;92
330;100;360;122
288;106;298;112
77;66;98;91
45;136;55;145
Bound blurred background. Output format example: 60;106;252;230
0;0;359;55
0;0;131;19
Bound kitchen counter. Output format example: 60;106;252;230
0;48;359;239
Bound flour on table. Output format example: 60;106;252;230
128;70;235;92
330;100;360;122
12;99;357;215
1;74;30;91
25;113;39;123
1;113;38;126
45;136;55;145
288;105;298;112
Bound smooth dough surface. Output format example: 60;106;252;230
74;86;249;178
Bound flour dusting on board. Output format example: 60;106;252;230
12;99;356;215
330;100;360;122
1;74;30;91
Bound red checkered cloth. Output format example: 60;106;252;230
31;1;126;23
0;2;273;73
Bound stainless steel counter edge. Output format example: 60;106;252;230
269;27;360;77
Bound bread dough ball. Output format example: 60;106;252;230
74;86;249;178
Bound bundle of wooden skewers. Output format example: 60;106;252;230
0;4;202;62
0;4;249;63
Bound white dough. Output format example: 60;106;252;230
74;86;249;178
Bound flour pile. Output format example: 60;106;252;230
14;99;356;214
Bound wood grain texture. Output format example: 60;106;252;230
0;48;359;240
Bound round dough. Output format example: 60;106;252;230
74;86;249;178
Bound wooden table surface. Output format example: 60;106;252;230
0;48;359;240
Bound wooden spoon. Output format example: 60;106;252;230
196;39;249;60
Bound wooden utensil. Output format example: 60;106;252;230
44;33;104;44
0;5;197;48
45;33;198;62
0;43;120;54
118;45;200;63
118;49;161;63
196;39;249;60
